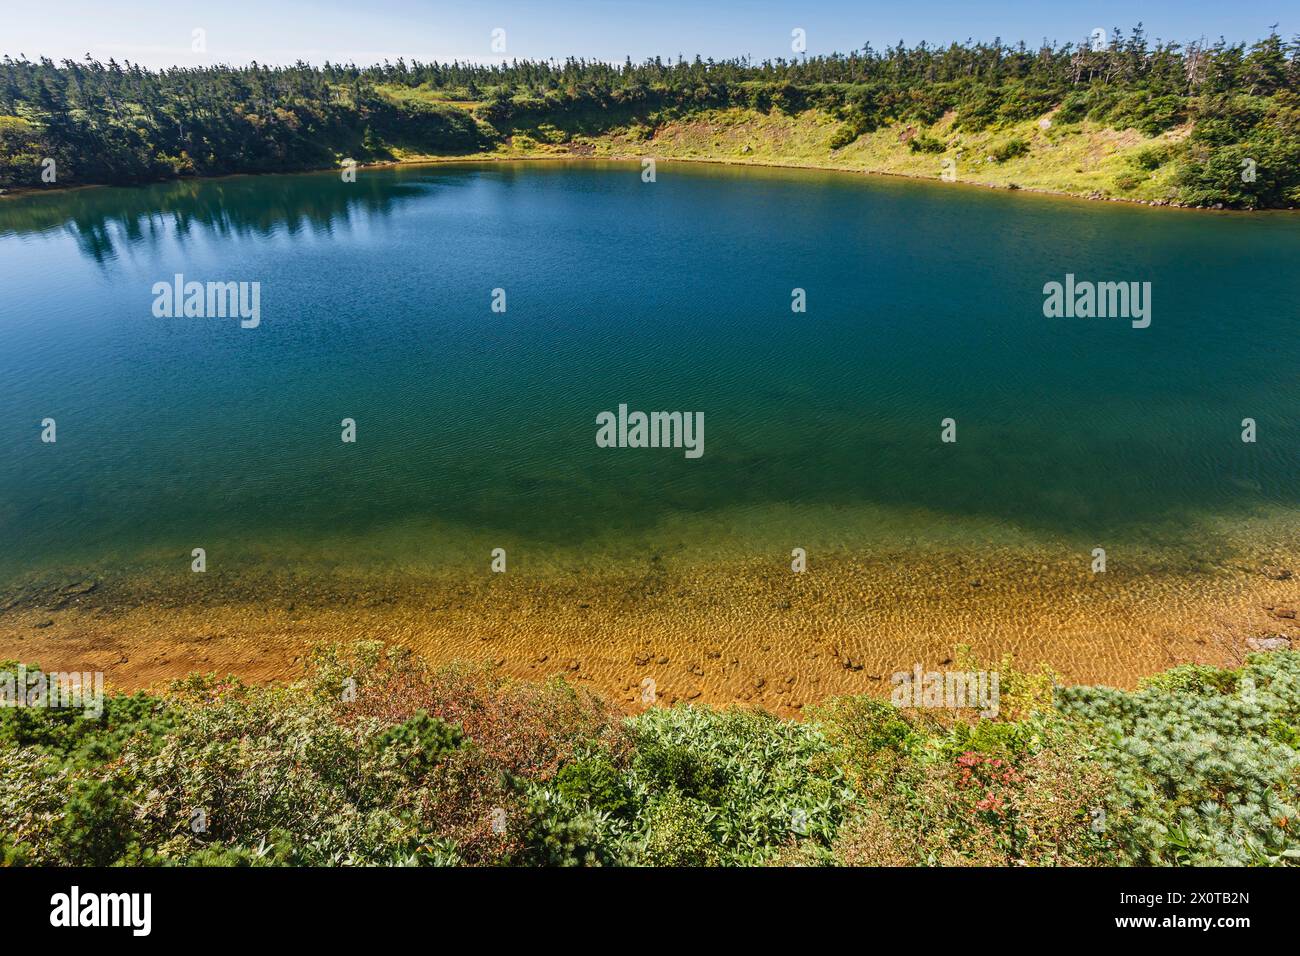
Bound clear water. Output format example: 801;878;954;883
1;161;1298;583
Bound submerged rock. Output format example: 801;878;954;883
1247;636;1292;652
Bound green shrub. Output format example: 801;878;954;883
553;752;635;818
628;707;853;865
639;789;717;866
1132;144;1170;171
1172;92;1300;207
955;87;1001;131
908;133;946;154
991;138;1030;163
1055;91;1090;124
808;696;913;786
632;738;729;805
1056;653;1300;865
375;710;463;777
829;122;865;150
1110;92;1187;136
1;643;1296;867
1138;663;1240;695
514;789;622;866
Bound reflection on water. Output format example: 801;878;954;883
0;162;1298;584
2;171;435;263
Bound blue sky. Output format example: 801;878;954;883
1;0;1292;68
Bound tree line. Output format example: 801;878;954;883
2;26;1298;206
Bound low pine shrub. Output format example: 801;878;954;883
1;644;1296;866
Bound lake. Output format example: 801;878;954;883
1;161;1297;704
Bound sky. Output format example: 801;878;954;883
0;0;1292;68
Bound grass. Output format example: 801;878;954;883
592;107;1189;203
368;88;1193;205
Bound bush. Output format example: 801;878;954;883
629;707;854;865
1109;92;1187;136
1056;652;1300;865
375;710;464;778
639;790;717;865
1138;663;1239;695
829;122;866;150
807;696;913;786
553;752;635;818
514;789;623;866
1170;92;1300;207
1;643;1297;867
1055;91;1090;124
908;133;946;154
991;138;1030;163
824;702;1119;867
1132;144;1170;171
955;87;1002;131
0;115;45;188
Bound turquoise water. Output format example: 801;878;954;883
1;161;1298;580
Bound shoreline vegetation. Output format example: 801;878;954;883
2;640;1297;866
3;26;1300;209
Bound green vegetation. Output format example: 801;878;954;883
991;137;1031;163
2;27;1299;207
907;133;947;154
2;643;1297;866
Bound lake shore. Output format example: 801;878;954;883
4;147;1292;215
2;539;1294;715
3;153;1297;718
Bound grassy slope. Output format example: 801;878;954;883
375;85;1187;205
624;107;1186;202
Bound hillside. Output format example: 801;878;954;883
2;29;1299;208
431;100;1191;205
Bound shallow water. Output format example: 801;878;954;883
0;161;1297;697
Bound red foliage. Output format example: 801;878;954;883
954;751;1023;820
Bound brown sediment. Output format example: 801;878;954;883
1;542;1294;717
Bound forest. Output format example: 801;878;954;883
2;27;1299;207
